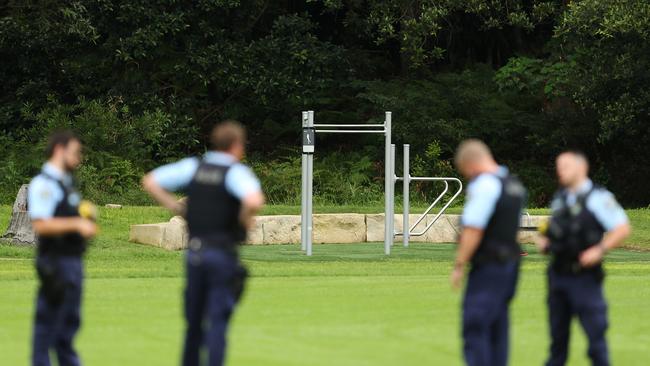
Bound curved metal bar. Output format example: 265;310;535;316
409;178;463;236
408;181;449;231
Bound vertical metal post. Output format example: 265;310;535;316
384;112;392;255
390;143;396;247
403;144;410;247
301;159;307;250
300;112;308;251
306;110;315;256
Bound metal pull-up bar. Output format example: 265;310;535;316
300;111;394;256
314;130;386;134
314;124;385;128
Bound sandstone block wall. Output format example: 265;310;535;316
130;213;547;250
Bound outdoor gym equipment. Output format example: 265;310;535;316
300;111;462;256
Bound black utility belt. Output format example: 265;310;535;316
551;261;582;275
36;252;83;258
188;235;239;255
37;244;85;257
471;256;519;267
472;251;520;266
551;260;603;276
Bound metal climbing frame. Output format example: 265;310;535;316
300;111;394;256
300;113;463;255
393;144;463;247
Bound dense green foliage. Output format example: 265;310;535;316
1;1;648;206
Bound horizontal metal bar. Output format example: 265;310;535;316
315;129;385;134
397;232;425;237
395;177;462;184
313;124;385;128
393;232;429;237
394;231;426;237
410;177;462;182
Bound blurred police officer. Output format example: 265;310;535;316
28;131;97;366
538;151;630;366
451;139;527;366
142;120;264;366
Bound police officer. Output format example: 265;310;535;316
142;120;264;366
28;131;98;366
451;139;527;366
538;151;630;366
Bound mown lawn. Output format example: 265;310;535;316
1;206;649;365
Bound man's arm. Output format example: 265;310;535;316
142;174;186;216
451;227;484;288
580;223;631;267
601;223;632;251
141;157;198;216
450;174;501;289
239;192;265;230
579;190;631;267
537;196;563;254
226;164;265;230
455;228;485;265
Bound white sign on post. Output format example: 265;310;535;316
302;128;315;153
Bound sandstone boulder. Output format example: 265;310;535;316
262;215;301;244
313;213;365;243
161;216;188;250
246;217;264;245
422;214;461;243
129;223;167;248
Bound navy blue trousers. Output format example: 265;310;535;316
545;269;609;366
32;255;83;366
463;260;520;366
182;247;241;366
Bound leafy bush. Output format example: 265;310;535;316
250;149;383;206
0;97;192;205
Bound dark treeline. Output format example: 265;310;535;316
0;1;648;207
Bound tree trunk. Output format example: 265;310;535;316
2;184;36;245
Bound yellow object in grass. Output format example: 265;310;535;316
79;200;98;221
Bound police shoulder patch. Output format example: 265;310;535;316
39;188;52;200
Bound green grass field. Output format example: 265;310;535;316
1;206;650;365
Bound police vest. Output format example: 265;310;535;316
37;174;86;256
471;174;526;265
546;186;605;276
185;160;246;251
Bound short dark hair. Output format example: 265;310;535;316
454;139;493;167
562;149;589;164
210;120;246;151
46;130;80;158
